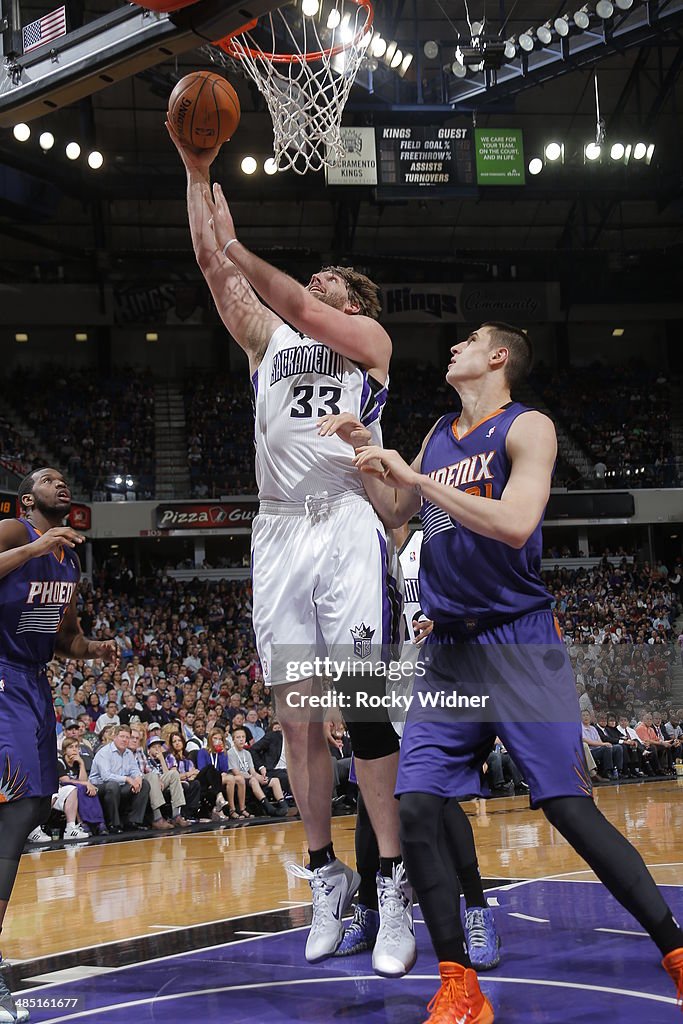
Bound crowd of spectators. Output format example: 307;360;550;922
184;372;256;497
530;362;679;488
5;367;156;499
0;414;39;480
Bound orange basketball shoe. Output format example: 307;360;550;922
662;947;683;1008
423;961;494;1024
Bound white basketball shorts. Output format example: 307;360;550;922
251;492;403;685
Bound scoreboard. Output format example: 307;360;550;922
377;126;475;190
329;126;526;196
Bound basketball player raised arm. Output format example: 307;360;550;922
354;409;556;547
205;181;391;380
167;124;282;374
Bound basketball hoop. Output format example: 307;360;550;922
208;0;373;174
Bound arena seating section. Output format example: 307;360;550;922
5;368;156;498
2;360;679;497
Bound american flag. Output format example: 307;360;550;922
22;6;67;54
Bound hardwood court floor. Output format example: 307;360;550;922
8;779;683;962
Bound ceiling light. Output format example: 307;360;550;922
554;14;570;36
370;33;386;57
615;0;633;8
87;150;104;170
327;8;341;28
451;60;467;78
504;38;516;59
390;47;403;69
39;131;54;151
337;12;354;42
596;0;614;16
612;328;624;336
65;141;81;160
240;156;258;174
518;28;535;51
384;40;398;63
537;22;553;44
610;141;625;160
399;52;413;75
423;40;439;59
470;20;483;36
646;143;655;162
544;141;563;161
573;6;590;29
584;142;601;160
15;333;28;342
632;141;647;160
74;332;88;341
264;157;278;175
528;157;543;175
301;0;319;15
13;123;30;142
146;332;158;341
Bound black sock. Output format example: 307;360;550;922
309;842;335;871
458;862;487;909
379;855;402;878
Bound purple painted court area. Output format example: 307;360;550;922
28;880;683;1024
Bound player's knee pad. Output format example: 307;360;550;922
399;792;442;842
345;717;399;761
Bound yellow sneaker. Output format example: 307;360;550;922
662;946;683;1008
423;961;494;1024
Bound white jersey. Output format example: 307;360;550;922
252;323;388;502
398;529;423;641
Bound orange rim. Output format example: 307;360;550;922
214;0;374;64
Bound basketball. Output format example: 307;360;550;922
167;71;240;149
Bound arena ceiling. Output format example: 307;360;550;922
0;0;682;289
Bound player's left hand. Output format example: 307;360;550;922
165;120;221;178
354;446;419;490
412;617;434;645
88;640;119;666
206;182;237;252
317;413;370;448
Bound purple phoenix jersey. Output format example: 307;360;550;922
0;518;80;666
419;402;551;630
398;403;589;808
0;518;80;801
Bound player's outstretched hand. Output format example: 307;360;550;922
354;446;418;490
207;183;237;252
165;120;221;178
317;413;371;448
31;527;84;556
88;639;119;666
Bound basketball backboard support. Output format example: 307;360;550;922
0;0;281;127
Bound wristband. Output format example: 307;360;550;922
222;238;239;256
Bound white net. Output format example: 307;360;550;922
208;0;373;174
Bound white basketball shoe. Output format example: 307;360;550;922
287;859;361;962
372;863;417;977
